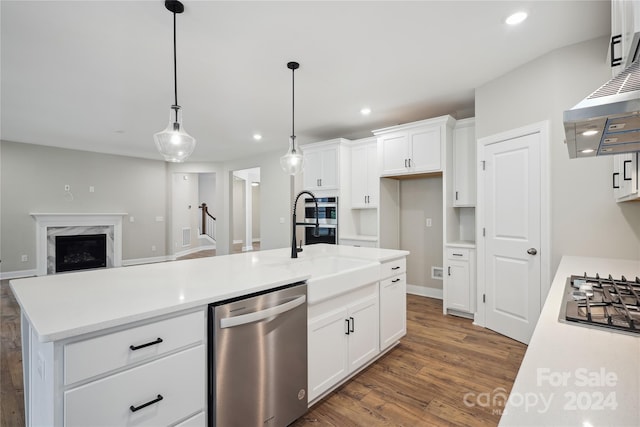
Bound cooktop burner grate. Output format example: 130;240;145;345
564;273;640;334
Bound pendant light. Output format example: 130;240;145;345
280;61;304;175
154;0;196;163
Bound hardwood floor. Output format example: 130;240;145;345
292;296;527;427
0;281;526;427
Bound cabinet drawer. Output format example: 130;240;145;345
64;345;205;427
380;257;406;279
446;248;469;261
175;411;205;427
64;310;204;385
339;238;377;248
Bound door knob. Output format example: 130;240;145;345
527;248;538;255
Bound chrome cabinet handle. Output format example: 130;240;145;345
527;248;538;255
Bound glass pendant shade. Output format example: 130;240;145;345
280;136;304;175
154;106;196;163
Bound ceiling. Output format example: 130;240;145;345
1;1;611;163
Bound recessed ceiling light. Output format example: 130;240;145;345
251;182;260;187
360;107;371;116
581;148;595;154
253;134;262;141
505;11;528;26
582;130;598;136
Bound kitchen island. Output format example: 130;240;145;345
499;256;640;426
10;244;408;426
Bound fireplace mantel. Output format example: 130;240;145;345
31;213;127;276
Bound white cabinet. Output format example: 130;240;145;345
303;141;340;191
444;247;476;315
379;257;406;350
64;346;204;427
351;141;379;208
611;0;640;76
613;153;639;202
452;118;476;207
308;283;379;402
374;116;454;178
23;309;207;427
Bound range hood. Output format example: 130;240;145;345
564;59;640;158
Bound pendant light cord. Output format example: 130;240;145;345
173;10;178;110
291;66;295;138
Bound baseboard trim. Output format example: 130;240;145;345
406;284;443;300
174;245;216;259
233;239;243;244
0;269;38;280
122;256;172;266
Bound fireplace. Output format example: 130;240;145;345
55;234;107;273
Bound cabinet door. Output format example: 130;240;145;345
365;144;379;207
613;153;638;201
380;274;406;350
320;146;339;189
347;294;379;372
380;133;409;175
409;127;441;172
351;145;369;208
303;149;323;190
308;307;349;402
453;124;476;207
446;261;470;312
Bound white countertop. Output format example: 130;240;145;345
10;244;408;343
499;256;640;426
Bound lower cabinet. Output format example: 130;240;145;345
308;284;379;402
64;346;204;427
380;273;406;350
444;247;476;315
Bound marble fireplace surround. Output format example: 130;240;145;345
31;213;127;276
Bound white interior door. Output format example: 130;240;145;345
483;132;541;344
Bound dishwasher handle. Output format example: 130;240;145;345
219;295;306;329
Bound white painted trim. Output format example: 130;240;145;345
252;238;261;243
406;284;443;300
173;245;216;259
232;239;243;244
30;213;126;276
475;120;551;328
0;269;38;280
122;256;172;266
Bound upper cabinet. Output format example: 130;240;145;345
303;139;344;192
611;0;640;76
613;152;639;202
374;115;455;178
452;118;476;207
351;138;378;209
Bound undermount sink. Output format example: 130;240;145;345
267;255;380;304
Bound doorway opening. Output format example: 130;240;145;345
231;167;261;253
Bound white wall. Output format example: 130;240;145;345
171;173;202;255
399;177;443;290
232;178;246;244
476;36;640;272
0;141;168;273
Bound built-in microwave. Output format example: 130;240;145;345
304;197;338;245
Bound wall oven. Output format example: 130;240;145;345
304;197;338;245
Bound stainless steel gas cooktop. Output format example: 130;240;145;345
563;274;640;335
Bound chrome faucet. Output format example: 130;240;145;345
291;190;319;258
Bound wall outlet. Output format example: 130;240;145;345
151;245;156;252
89;186;95;193
425;218;432;227
129;216;135;223
21;254;28;262
432;266;443;280
279;217;285;224
155;216;164;222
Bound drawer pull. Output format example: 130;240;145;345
391;266;401;270
452;253;463;257
392;278;401;283
129;338;163;351
129;394;163;412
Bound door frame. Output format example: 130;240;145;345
475;121;551;329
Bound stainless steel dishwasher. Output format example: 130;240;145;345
208;283;308;427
